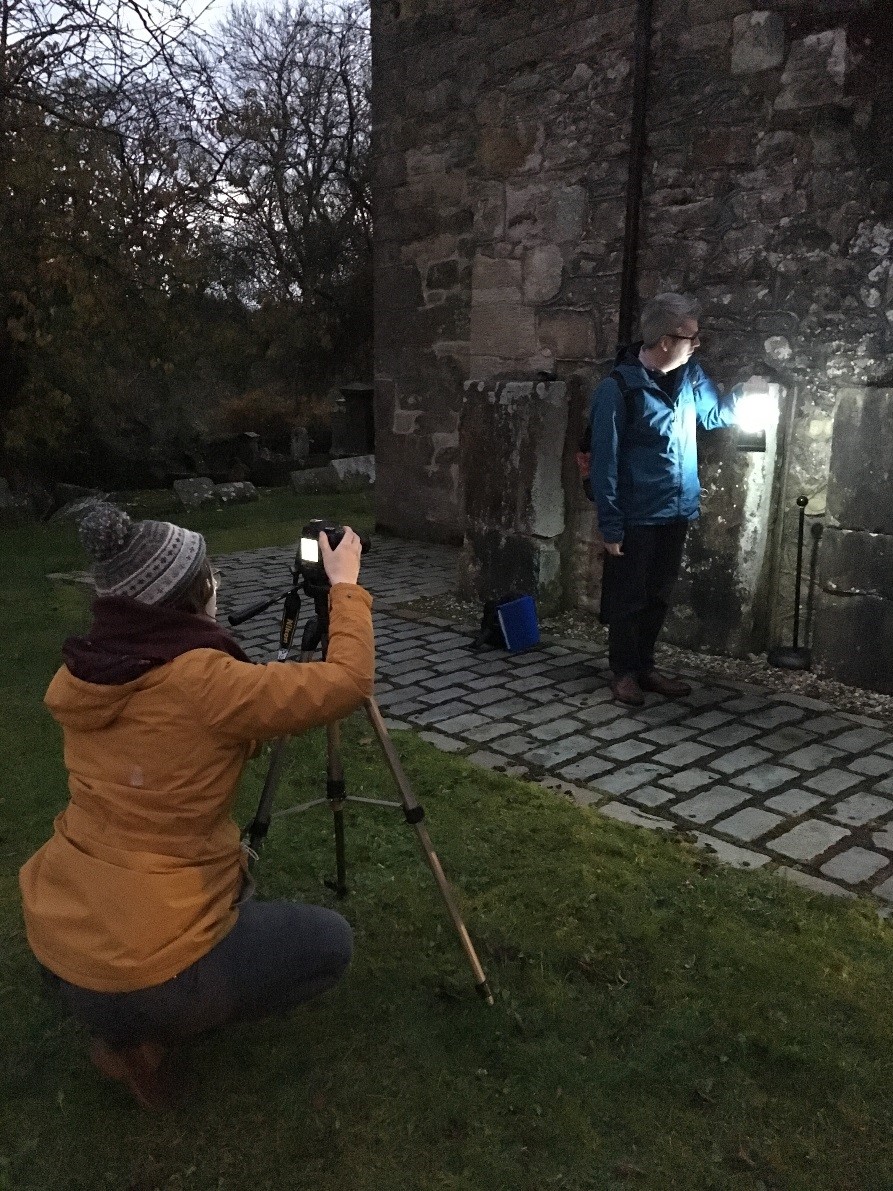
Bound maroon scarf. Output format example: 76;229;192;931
63;596;253;684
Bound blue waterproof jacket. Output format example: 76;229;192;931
588;347;736;544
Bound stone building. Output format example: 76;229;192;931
371;0;893;692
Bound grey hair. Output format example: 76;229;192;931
640;293;701;347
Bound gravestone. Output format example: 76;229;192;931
458;378;568;614
812;387;893;693
290;427;310;464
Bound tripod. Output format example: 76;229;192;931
229;566;494;1005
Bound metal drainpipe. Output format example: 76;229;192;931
617;0;654;347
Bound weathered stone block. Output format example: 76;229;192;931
471;255;522;305
462;379;567;536
813;593;893;695
458;378;568;612
174;477;217;510
332;455;376;486
523;244;564;303
478;123;538;177
469;303;539;363
775;29;848;112
814;388;893;693
49;494;108;523
824;388;893;533
820;527;893;603
291;456;375;495
537;309;596;362
214;482;257;505
731;11;785;75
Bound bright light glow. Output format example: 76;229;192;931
300;538;320;564
734;379;776;435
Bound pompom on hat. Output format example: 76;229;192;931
78;502;207;606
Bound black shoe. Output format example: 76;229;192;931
639;669;691;698
611;674;645;706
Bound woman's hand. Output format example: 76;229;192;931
320;527;362;586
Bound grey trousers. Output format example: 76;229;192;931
42;899;353;1049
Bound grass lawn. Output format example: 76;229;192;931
2;491;893;1191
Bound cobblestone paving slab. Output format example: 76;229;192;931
217;539;893;905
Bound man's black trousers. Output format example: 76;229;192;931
600;520;689;678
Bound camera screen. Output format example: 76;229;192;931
300;537;320;564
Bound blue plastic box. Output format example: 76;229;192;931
497;595;540;652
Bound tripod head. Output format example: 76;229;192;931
228;521;370;660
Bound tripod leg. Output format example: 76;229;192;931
364;698;494;1005
245;737;290;865
326;721;348;897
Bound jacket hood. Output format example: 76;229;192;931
45;664;161;731
612;344;652;390
62;596;251;685
614;342;641;367
46;596;254;731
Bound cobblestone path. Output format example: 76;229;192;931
216;537;893;907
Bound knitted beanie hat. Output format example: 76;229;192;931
78;502;207;605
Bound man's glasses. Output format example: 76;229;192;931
668;331;701;342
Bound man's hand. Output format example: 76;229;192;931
320;527;362;586
604;542;623;557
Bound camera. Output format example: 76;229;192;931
298;519;370;584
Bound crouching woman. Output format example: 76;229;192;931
19;503;374;1109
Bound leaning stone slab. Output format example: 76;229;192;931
331;454;375;485
174;477;217;509
55;483;104;505
49;494;109;522
214;481;257;505
291;455;376;495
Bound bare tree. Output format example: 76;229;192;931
1;0;373;475
190;0;371;310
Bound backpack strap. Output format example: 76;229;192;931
577;369;640;501
609;368;637;426
580;369;637;453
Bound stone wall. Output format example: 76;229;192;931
371;0;893;687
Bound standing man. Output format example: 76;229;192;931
589;293;738;707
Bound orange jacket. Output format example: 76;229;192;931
20;584;374;993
